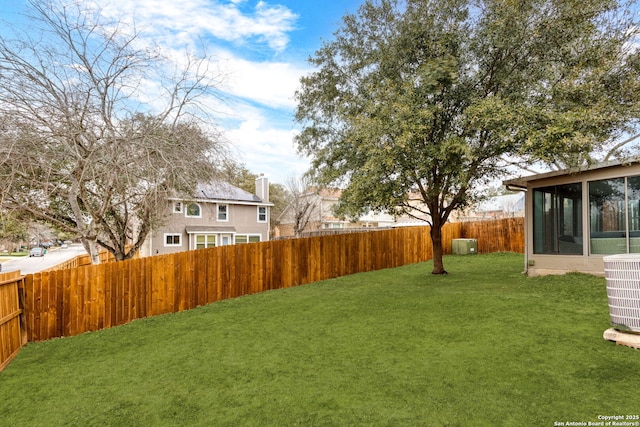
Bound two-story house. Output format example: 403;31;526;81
145;175;273;255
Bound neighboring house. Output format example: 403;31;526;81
456;193;525;221
145;176;273;256
275;186;528;238
504;159;640;276
275;188;397;238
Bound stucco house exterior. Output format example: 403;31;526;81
504;159;640;276
144;176;273;256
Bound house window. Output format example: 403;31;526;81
217;204;228;221
173;202;183;213
235;235;261;244
186;203;201;218
257;206;267;223
532;183;583;255
195;235;216;249
589;176;640;254
165;234;182;246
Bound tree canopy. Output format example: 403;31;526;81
0;0;227;262
295;0;640;273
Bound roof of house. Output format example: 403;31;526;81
195;182;262;203
168;181;273;205
503;158;640;188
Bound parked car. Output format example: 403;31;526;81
29;247;45;257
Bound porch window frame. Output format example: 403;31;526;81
532;183;583;255
588;175;640;255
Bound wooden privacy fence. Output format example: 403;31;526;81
23;226;431;342
455;217;524;254
0;271;26;372
0;218;524;370
20;218;523;343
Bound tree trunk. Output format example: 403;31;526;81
430;221;447;275
81;238;101;265
113;247;126;261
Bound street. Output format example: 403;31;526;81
1;244;88;275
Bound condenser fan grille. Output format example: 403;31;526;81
604;255;640;333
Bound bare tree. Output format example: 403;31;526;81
284;176;319;237
0;0;227;262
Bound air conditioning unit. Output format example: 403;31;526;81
603;254;640;333
452;238;478;255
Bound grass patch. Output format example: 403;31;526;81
0;251;28;261
0;253;637;426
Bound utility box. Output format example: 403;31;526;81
452;238;478;255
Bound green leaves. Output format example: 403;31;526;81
295;0;639;269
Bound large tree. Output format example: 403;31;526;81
0;0;227;262
295;0;640;274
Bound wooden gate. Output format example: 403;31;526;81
0;271;26;372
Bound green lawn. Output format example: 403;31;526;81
0;251;28;262
1;253;638;426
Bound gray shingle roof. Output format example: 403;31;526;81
195;181;262;203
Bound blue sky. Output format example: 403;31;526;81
0;0;364;184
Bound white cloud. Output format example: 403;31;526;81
225;109;308;183
218;51;305;109
80;0;311;181
91;0;297;52
86;0;306;119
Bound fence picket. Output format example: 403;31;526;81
0;272;24;372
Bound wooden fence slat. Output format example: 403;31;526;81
0;272;24;372
46;271;57;339
173;252;183;313
263;241;274;292
69;267;79;337
79;267;89;334
205;248;215;303
138;257;148;319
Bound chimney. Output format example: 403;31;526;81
255;174;269;202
